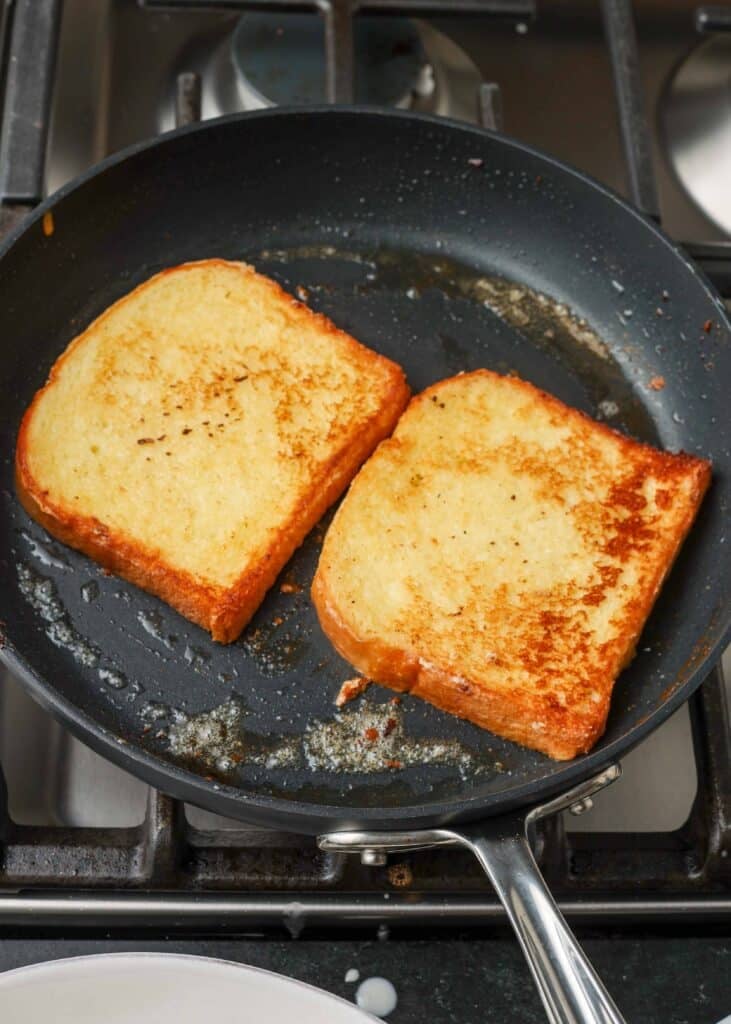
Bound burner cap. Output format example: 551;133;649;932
231;13;427;107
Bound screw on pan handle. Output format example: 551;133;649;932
319;764;625;1024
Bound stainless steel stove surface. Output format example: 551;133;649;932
0;6;729;1020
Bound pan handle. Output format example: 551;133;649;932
319;764;624;1024
448;817;626;1024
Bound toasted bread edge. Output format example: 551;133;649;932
15;259;411;644
312;566;610;760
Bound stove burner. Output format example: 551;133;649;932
193;18;480;127
230;13;431;109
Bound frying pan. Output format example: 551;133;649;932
0;109;729;1024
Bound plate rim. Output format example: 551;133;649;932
0;951;378;1020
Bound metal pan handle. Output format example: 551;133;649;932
451;818;625;1024
319;764;624;1024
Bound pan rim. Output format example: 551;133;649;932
1;105;729;326
1;105;729;832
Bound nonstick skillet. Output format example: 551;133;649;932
0;109;729;1024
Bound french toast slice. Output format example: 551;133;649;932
312;370;710;760
16;259;409;643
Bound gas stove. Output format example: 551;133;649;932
0;2;729;1022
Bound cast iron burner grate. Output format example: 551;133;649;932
0;0;728;929
0;672;727;927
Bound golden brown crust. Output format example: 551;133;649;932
313;567;604;760
15;461;225;633
312;369;711;760
15;259;410;643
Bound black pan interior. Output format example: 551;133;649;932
0;109;729;833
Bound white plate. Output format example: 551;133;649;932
0;952;377;1023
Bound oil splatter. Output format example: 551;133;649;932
597;399;620;419
98;667;127;690
139;694;497;781
240;622;310;677
17;564;99;667
253;245;651;439
21;530;70;571
141;701;172;723
183;643;209;671
355;977;398;1018
304;701;492;778
142;697;301;774
167;697;246;773
137;609;176;650
80;580;99;603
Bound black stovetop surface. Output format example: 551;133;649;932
1;930;729;1023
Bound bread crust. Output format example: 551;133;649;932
16;259;410;643
312;370;711;760
312;564;607;759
